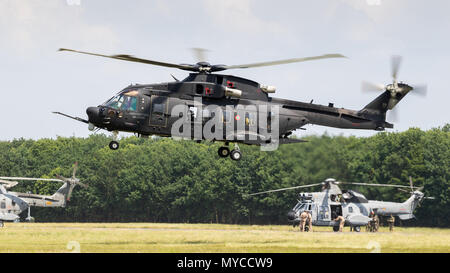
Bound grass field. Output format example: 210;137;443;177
0;222;449;253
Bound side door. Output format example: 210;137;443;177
319;205;330;222
149;96;169;128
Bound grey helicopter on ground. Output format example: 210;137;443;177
247;177;434;232
0;163;87;227
54;49;426;160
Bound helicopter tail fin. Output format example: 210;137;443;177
50;181;77;207
361;91;392;115
359;83;413;119
399;191;424;219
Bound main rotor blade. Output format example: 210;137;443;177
391;55;402;81
0;177;64;182
224;54;346;70
341;181;419;189
59;48;196;71
246;183;323;196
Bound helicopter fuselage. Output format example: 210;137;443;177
84;72;393;155
289;189;424;231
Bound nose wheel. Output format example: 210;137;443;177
109;141;119;150
109;131;119;150
218;143;242;161
218;146;230;157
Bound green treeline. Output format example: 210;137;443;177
0;125;448;226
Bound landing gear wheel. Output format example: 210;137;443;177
333;226;339;232
109;141;119;150
218;147;230;158
354;226;361;232
230;149;242;161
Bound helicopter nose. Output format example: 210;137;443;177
86;106;100;123
287;210;296;221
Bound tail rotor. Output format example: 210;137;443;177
56;162;89;201
360;56;427;121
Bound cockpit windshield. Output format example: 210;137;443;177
293;203;306;212
104;91;138;111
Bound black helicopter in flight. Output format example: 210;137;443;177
54;49;426;160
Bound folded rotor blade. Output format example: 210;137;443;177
59;48;196;71
246;183;323;196
341;181;419;189
224;54;346;70
0;177;64;182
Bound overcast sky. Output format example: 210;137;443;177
0;0;448;141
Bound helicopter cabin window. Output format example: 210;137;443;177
348;206;353;213
1;201;5;209
196;84;203;95
105;94;137;111
293;203;305;211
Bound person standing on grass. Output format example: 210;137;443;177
334;215;345;232
387;215;395;232
299;211;308;232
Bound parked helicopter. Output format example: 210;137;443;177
247;177;434;232
0;163;87;227
54;49;426;160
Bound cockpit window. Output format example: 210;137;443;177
122;96;137;111
293;203;306;211
105;94;137;111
